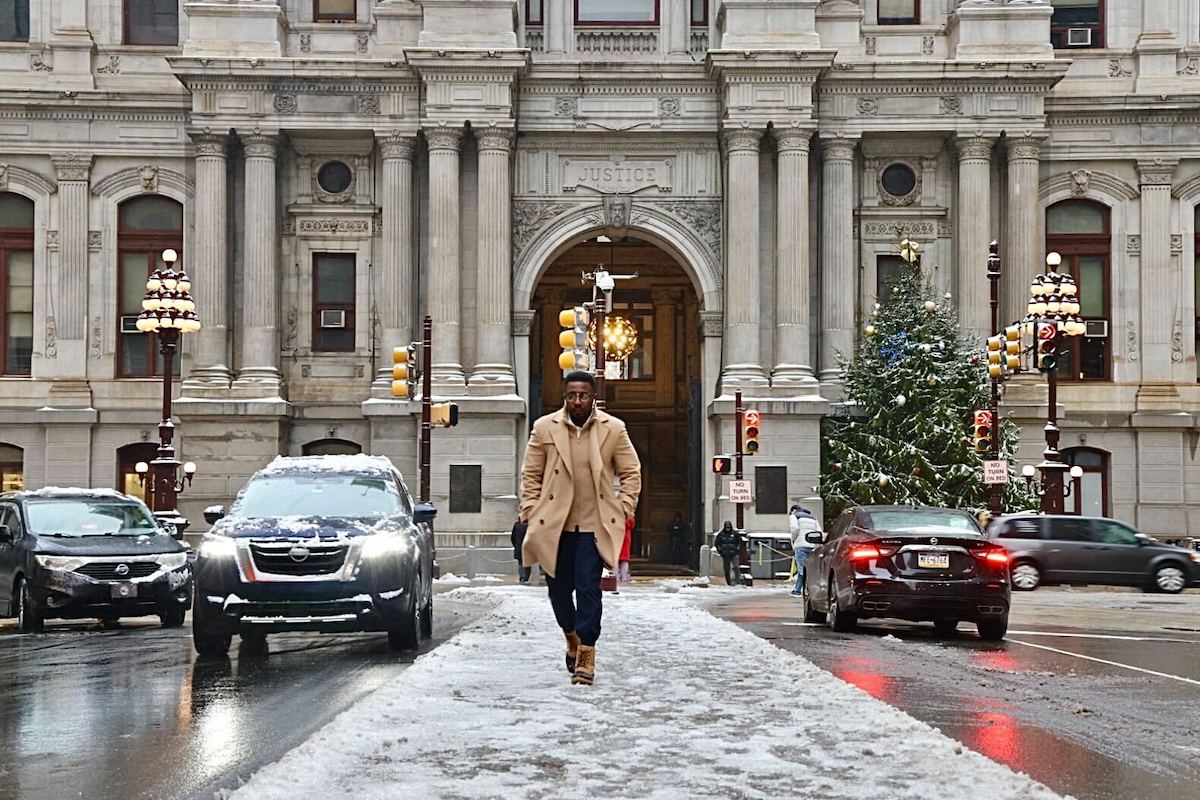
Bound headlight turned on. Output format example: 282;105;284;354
34;555;87;571
361;533;412;560
158;552;189;569
198;535;237;559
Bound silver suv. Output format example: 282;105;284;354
987;515;1200;594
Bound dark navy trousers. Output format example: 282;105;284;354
546;529;604;646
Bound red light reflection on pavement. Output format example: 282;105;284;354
832;667;894;703
965;710;1022;764
970;648;1019;673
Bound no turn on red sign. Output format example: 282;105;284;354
728;480;753;504
983;460;1009;485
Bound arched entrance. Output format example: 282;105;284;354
529;235;704;568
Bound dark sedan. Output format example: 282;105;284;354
193;455;436;657
801;505;1012;640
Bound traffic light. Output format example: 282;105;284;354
391;344;418;399
1004;325;1022;372
972;409;994;454
985;335;1004;379
743;409;761;455
712;454;732;475
1034;321;1058;372
430;401;459;428
558;307;590;375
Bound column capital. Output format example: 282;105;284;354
242;133;279;160
476;127;515;155
191;132;228;158
956;135;995;162
723;128;763;153
51;153;92;182
772;128;812;154
379;133;417;161
1137;157;1178;187
424;125;463;153
1004;135;1043;162
512;310;536;337
820;136;857;162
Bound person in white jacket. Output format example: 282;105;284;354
788;505;821;597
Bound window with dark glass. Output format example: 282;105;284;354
118;196;183;378
314;0;356;22
876;255;906;304
690;0;706;26
0;193;34;377
317;161;353;194
576;0;658;25
302;439;362;456
124;0;179;45
1063;447;1108;517
1045;200;1110;381
880;163;917;198
0;443;23;493
879;0;918;25
313;253;356;352
1;0;29;42
1050;0;1103;49
527;0;543;25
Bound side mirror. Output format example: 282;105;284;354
0;524;12;544
805;530;824;545
203;506;225;525
413;502;437;525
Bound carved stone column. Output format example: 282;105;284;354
372;134;417;397
426;125;466;391
956;135;994;340
233;133;283;393
1137;158;1179;393
772;128;818;391
819;136;856;387
667;0;689;54
48;154;91;401
545;0;566;53
1004;136;1043;329
721;128;768;391
470;127;517;394
185;132;232;390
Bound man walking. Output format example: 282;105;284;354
520;371;642;686
788;505;820;597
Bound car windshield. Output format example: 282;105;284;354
26;500;160;537
866;509;982;536
232;473;400;519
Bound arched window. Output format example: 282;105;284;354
0;443;24;492
1062;447;1108;517
124;0;178;45
1046;199;1110;381
302;439;363;456
0;193;33;376
118;196;183;378
116;442;158;501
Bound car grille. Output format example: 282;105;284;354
75;561;160;581
249;542;348;576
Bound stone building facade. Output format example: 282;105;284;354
1;0;1199;553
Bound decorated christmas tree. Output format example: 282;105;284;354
819;240;1036;519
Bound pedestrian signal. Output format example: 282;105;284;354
1034;321;1057;372
972;409;994;454
392;343;418;399
712;455;732;475
743;409;761;455
558;307;590;375
430;401;459;428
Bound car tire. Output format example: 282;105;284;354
160;605;186;628
1010;560;1041;591
17;578;44;634
934;619;958;637
977;616;1008;641
827;580;857;633
388;577;422;652
800;577;824;623
192;595;231;658
1151;563;1187;594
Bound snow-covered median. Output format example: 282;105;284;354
231;585;1065;800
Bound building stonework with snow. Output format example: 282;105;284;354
1;1;1199;550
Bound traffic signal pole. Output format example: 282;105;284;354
593;284;607;411
733;390;752;586
420;314;432;503
986;242;1003;518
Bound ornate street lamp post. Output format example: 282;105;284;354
133;248;201;533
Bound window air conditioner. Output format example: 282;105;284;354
320;309;347;329
119;315;141;334
1084;319;1108;338
1066;28;1092;47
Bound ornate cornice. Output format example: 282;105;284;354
723;128;762;153
1137;158;1177;187
51;154;92;182
1005;136;1042;162
378;134;417;161
820;137;857;162
772;129;811;153
477;128;516;155
242;134;279;160
956;136;994;162
512;310;536;337
190;132;228;158
424;126;463;153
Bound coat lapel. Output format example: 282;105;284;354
549;409;572;477
589;411;612;497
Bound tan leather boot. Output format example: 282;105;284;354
571;644;595;685
564;630;581;673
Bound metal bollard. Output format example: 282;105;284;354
699;545;713;579
466;545;478;579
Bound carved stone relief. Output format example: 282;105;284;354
1171;234;1183;254
603;195;631;230
1172;317;1183;363
88;231;102;252
299;34;312;53
512;310;536;337
863;220;938;240
356;94;381;115
46;231;58;251
658;97;681;117
856;97;878;116
89;317;102;359
1126;319;1138;362
274;94;298;114
659;200;722;262
1108;59;1132;78
139;165;158;192
296;218;371;234
45;316;57;358
555;97;578;117
1126;234;1140;254
356;34;369;54
922;36;934;56
30;52;52;72
939;96;962;115
512;201;579;260
700;310;723;338
97;56;120;74
1070;169;1091;196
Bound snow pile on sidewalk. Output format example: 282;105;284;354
231;586;1066;800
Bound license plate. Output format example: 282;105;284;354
110;582;138;599
918;552;950;569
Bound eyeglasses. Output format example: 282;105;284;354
564;392;593;402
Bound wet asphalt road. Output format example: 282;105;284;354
0;593;485;800
707;589;1200;800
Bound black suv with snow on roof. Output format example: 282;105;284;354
193;455;436;656
800;505;1011;641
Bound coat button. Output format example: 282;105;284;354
539;519;545;525
549;494;554;500
611;518;616;523
554;469;560;475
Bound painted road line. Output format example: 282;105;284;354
1006;638;1200;687
780;622;827;627
1008;630;1200;645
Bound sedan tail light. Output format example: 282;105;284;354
974;547;1009;565
849;544;896;560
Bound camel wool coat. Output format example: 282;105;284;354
519;407;642;577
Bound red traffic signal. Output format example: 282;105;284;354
972;409;994;454
743;409;761;455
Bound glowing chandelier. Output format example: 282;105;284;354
590;314;639;361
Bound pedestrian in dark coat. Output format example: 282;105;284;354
713;521;742;586
511;519;531;584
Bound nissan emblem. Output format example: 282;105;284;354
115;563;130;577
929;537;938;546
289;545;311;563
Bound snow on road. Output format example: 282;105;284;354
230;585;1067;800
